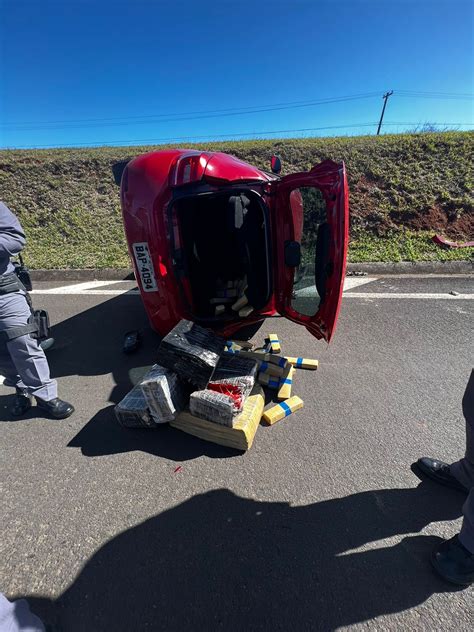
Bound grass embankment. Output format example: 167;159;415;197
0;131;472;268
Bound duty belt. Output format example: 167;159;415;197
0;272;21;294
0;272;38;340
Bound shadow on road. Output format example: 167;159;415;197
67;404;242;460
17;481;465;631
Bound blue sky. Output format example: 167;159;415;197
0;0;472;148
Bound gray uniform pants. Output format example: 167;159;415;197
450;370;474;553
0;291;57;401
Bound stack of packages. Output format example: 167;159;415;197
212;277;253;318
115;319;222;428
115;318;319;450
115;320;261;447
115;364;189;428
224;333;319;426
171;351;264;450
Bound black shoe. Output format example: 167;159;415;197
36;397;75;419
415;457;469;493
10;390;32;417
431;535;474;586
123;330;140;354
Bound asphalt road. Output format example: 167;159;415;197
1;275;473;631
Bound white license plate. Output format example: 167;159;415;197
132;242;158;292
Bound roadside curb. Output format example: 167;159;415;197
347;261;473;275
30;268;135;281
28;261;473;281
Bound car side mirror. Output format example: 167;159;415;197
270;155;282;174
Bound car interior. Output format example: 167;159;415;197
172;190;272;320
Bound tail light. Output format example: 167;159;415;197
169;153;210;187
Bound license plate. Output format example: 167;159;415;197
132;242;158;292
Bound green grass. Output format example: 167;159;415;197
0;131;472;268
349;231;474;263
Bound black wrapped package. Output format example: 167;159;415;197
213;353;258;381
157;320;224;389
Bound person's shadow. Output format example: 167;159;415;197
15;480;467;632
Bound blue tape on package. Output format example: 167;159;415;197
278;357;286;367
279;401;292;417
282;378;292;385
269;379;279;388
260;361;269;372
296;357;303;367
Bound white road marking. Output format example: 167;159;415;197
343;292;474;299
30;289;140;295
343;277;377;291
36;280;127;294
26;277;473;300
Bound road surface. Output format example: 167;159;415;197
1;274;473;630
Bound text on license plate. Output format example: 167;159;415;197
132;242;158;292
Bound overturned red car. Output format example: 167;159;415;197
113;150;349;342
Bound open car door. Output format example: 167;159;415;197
270;160;349;342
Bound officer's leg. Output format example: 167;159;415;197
459;489;474;553
0;292;57;400
0;337;23;388
6;333;57;400
450;370;474;489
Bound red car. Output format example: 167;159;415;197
113;150;348;342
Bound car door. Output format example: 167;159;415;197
269;159;349;342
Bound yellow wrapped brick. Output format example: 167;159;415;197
268;333;281;354
286;357;319;370
229;340;253;349
257;360;286;377
238;351;288;370
262;395;304;426
171;386;264;450
239;305;254;317
232;295;248;311
277;367;295;401
258;372;280;389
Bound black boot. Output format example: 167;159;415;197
10;389;32;417
414;457;469;493
36;397;75;420
432;535;474;586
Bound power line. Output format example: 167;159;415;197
395;90;474;99
3;89;473;131
3;121;472;150
1;93;382;130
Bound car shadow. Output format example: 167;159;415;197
16;481;467;632
0;292;249;459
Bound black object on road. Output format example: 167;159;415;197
123;330;141;354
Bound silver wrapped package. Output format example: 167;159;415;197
189;376;255;427
115;383;155;429
140;364;188;423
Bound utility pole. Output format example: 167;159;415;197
376;90;394;135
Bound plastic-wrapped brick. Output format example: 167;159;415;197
115;383;155;428
157;319;224;388
213;353;258;381
190;376;254;426
140;364;188;423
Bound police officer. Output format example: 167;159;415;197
416;370;474;586
0;201;74;419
